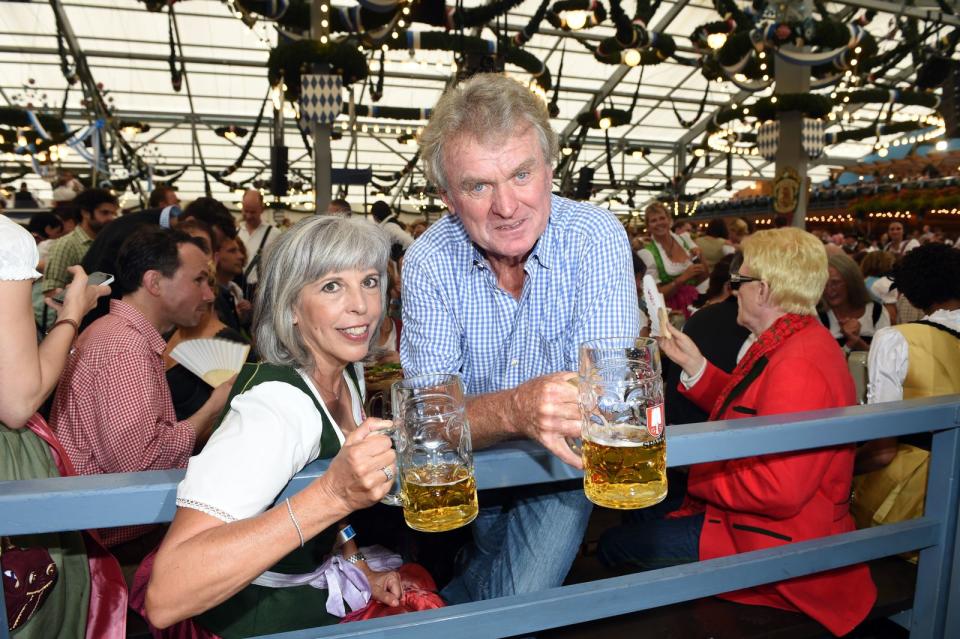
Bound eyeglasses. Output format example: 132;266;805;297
729;272;763;291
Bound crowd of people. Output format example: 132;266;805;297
1;72;958;639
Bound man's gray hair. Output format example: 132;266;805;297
254;215;390;369
420;73;558;193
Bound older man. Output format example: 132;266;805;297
401;73;639;603
237;189;277;292
149;185;181;208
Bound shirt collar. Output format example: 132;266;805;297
459;198;556;272
109;299;167;356
75;225;94;244
159;205;182;229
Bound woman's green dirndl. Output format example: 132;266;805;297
1;424;90;638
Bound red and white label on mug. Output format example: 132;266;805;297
646;403;664;438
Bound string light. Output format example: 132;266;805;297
706;33;727;49
563;10;590;30
622;49;642;67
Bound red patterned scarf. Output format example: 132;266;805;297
709;313;817;420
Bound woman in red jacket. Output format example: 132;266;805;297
601;227;876;636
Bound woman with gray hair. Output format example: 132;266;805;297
140;216;403;637
820;252;891;352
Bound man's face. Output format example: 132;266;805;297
241;192;263;227
734;262;765;333
216;238;245;277
888;222;904;242
439;125;553;265
158;243;215;328
161;190;181;207
83;202;119;234
45;223;65;240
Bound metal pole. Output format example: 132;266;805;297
311;0;332;213
774;0;815;229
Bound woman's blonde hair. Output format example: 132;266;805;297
728;218;748;237
859;250;896;278
644;202;671;225
741;227;827;315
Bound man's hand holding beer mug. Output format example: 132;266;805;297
510;372;584;469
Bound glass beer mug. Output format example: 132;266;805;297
385;373;479;532
578;337;667;509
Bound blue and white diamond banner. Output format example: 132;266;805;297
757;121;779;161
300;74;343;125
802;118;824;159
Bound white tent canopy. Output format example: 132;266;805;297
0;0;950;215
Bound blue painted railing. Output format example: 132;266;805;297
1;396;958;638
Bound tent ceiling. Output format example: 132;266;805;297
0;0;952;214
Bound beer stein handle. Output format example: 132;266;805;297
565;376;584;457
372;424;403;507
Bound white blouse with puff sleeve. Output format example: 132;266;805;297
0;215;41;281
175;365;364;523
867;309;960;403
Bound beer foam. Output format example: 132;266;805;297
584;429;650;447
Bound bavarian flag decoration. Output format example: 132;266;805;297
300;74;343;125
757;120;779;161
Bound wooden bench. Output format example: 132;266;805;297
2;396;959;639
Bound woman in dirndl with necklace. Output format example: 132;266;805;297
636;202;709;317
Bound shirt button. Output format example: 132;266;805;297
511;358;519;367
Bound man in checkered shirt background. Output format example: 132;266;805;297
401;73;640;604
51;227;234;552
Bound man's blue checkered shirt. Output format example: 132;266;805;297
400;194;640;395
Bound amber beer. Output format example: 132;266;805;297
400;463;479;532
582;425;667;510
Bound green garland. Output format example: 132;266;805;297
704;88;944;155
268;38;369;100
0;107;69;142
705;14;880;86
576;107;631;129
709;94;833;130
383;31;552;91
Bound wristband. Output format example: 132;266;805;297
48;318;79;342
345;551;366;565
336;524;356;548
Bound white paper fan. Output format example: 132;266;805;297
169;338;250;386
